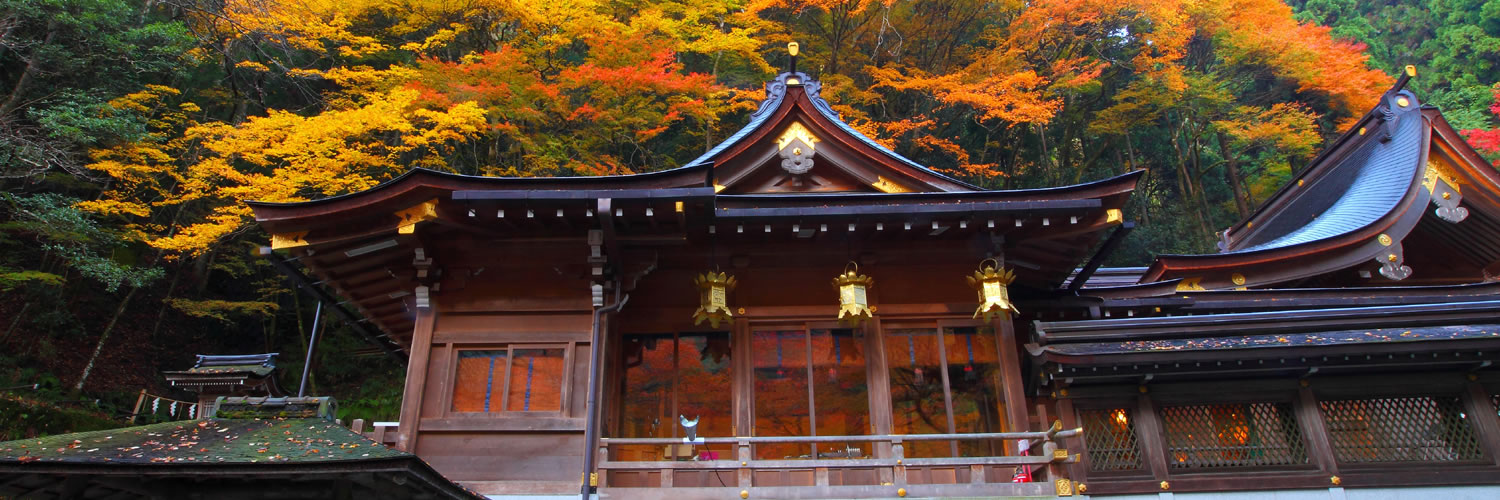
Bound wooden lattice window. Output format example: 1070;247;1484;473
1160;402;1307;469
1319;396;1484;463
1078;408;1142;472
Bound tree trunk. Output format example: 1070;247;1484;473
0;21;57;117
1216;131;1251;219
73;286;141;391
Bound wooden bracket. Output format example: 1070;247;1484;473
270;231;309;250
394;199;439;234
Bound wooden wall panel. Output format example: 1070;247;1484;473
420;343;452;419
417;432;584;482
436;313;591;336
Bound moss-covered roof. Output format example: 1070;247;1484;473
166;363;276;377
0;418;405;465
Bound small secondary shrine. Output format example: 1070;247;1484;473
230;61;1500;499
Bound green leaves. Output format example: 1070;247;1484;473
3;193;162;292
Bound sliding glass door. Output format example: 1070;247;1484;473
751;326;870;459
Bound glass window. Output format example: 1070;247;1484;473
752;327;870;459
618;332;733;461
945;327;1006;456
811;329;869;458
452;347;565;413
885;329;947;457
753;329;811;459
453;350;506;412
507;348;565;412
884;326;1007;457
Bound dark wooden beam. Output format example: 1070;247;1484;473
264;250;406;365
1067;222;1135;293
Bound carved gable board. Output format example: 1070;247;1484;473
683;72;977;195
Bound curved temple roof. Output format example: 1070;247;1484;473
681;72;979;190
1141;81;1500;289
1229;99;1424;253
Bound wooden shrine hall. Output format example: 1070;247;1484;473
244;61;1500;499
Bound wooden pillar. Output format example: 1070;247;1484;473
993;314;1031;438
395;299;438;452
866;317;893;458
733;317;752;439
1296;386;1340;477
1055;396;1085;484
1462;380;1500;466
1134;394;1169;481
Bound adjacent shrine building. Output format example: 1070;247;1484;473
246;65;1500;499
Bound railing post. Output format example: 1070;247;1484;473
351;418;365;434
371;424;387;445
891;437;907;486
597;443;609;488
738;438;752;488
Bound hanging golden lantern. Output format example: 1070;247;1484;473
692;271;737;328
833;262;875;325
967;258;1019;322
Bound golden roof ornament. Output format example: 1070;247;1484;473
967;258;1019;322
833;262;874;325
785;41;801;85
692;271;737;328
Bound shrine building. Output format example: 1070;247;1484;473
8;56;1498;499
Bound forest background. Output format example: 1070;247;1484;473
3;0;1500;432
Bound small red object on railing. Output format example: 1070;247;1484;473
1012;439;1033;483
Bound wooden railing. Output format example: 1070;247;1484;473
349;419;400;448
597;424;1081;497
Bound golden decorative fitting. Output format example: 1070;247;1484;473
1053;449;1069;460
1138;385;1148;394
692;271;737;328
1055;479;1075;497
833;262;875;325
1247;221;1254;228
1106;208;1124;224
1378;234;1393;246
741;461;747;466
896;459;902;465
674;201;684;213
1423;159;1463;195
1397;96;1411;107
270;231;309;250
1330;475;1342;486
777;122;818;174
1405;65;1417;77
1230;273;1246;286
1387;253;1399;262
1160;480;1171;491
967;259;1019;322
1059;388;1069;397
1359;127;1366;136
740;489;750;499
737;307;746;315
1297;179;1305;187
1444;192;1452;199
714;183;727;193
1078;483;1088;494
1469;373;1479;381
589;472;598;487
897;488;907;497
787;41;799;57
394;198;439;234
872;176;912;193
1300;379;1310;388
